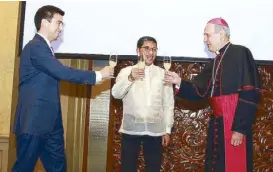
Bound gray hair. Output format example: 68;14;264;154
215;25;230;39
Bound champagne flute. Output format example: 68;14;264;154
137;51;145;80
138;52;145;69
109;53;118;78
163;56;171;71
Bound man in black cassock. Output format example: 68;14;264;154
164;18;262;172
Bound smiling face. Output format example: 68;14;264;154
35;6;65;42
137;40;157;66
41;13;64;42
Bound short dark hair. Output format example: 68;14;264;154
34;5;65;31
137;36;157;48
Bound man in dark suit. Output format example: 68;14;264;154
12;5;113;172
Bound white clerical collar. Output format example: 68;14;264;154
37;32;51;48
216;41;230;55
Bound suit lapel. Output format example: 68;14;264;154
33;34;55;57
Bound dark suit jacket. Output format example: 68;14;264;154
13;34;97;136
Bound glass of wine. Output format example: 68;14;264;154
137;51;145;80
138;52;145;69
163;56;171;71
109;53;118;78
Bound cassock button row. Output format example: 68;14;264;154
214;148;217;152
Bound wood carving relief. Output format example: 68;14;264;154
109;60;273;172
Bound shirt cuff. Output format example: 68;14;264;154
166;126;172;134
175;84;180;95
95;71;102;83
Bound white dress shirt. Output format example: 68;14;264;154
112;64;174;136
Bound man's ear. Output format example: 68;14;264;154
41;18;48;28
136;48;140;56
220;29;226;39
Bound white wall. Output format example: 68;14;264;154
22;0;273;60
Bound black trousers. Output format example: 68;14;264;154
120;133;163;172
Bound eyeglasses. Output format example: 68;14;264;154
141;46;158;53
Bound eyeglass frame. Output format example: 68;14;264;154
140;46;158;53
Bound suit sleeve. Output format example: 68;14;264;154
176;80;211;101
176;60;214;101
231;47;262;135
111;67;134;99
232;89;260;135
30;42;97;85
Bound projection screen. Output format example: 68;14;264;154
21;0;273;61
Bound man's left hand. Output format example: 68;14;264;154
162;134;170;147
231;131;244;146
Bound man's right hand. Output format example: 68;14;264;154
164;71;182;86
100;66;114;79
128;68;145;81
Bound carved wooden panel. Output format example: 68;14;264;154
109;60;273;172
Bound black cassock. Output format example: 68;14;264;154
176;43;262;172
